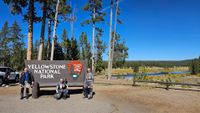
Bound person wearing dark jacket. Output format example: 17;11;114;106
19;68;34;100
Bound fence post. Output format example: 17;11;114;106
132;66;139;86
132;73;136;86
165;83;169;90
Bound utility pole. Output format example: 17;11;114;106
50;0;59;61
108;0;113;80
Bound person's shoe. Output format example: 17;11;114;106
63;97;67;100
88;95;93;99
25;96;29;99
20;97;23;100
66;94;70;98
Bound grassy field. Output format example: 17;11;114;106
100;66;200;84
109;66;189;75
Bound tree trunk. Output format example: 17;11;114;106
108;0;113;80
92;8;96;74
38;1;47;60
50;0;60;60
111;0;119;72
27;0;34;60
47;20;51;60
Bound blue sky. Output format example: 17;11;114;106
0;0;200;61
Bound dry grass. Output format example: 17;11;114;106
107;66;189;75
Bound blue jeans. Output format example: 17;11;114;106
83;81;93;98
55;89;69;99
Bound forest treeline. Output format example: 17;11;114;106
102;59;193;68
0;0;128;75
0;20;197;72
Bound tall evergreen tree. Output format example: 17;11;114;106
10;21;25;70
61;28;71;60
50;0;71;60
79;32;86;60
32;40;39;60
190;57;200;75
82;0;105;73
95;28;106;73
38;0;71;60
70;38;80;60
113;34;128;68
3;0;40;60
54;42;64;60
0;21;10;66
79;32;92;68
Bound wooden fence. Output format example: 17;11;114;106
133;80;200;90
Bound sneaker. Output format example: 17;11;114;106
88;97;92;100
25;96;29;99
20;97;23;100
63;97;67;100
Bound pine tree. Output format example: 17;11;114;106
32;40;39;60
70;38;80;60
113;34;128;68
61;28;71;60
0;21;10;66
82;0;105;73
95;28;106;73
9;21;25;70
79;32;86;60
38;0;71;60
50;0;71;60
54;42;65;60
79;32;92;68
4;0;40;60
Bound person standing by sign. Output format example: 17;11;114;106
19;68;34;100
54;78;69;100
83;68;94;99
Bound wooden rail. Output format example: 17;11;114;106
133;80;200;90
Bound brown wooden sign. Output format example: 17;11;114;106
25;60;87;87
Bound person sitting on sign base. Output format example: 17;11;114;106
83;68;94;99
54;78;69;100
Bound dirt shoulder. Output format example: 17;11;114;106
96;84;200;113
0;83;200;113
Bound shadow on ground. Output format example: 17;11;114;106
39;89;84;97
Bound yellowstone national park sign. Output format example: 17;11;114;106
25;60;87;86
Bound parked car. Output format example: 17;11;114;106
0;66;19;86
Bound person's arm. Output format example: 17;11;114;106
66;83;69;89
19;72;24;86
30;72;34;84
56;84;59;93
91;73;94;82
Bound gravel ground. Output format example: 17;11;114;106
0;83;200;113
